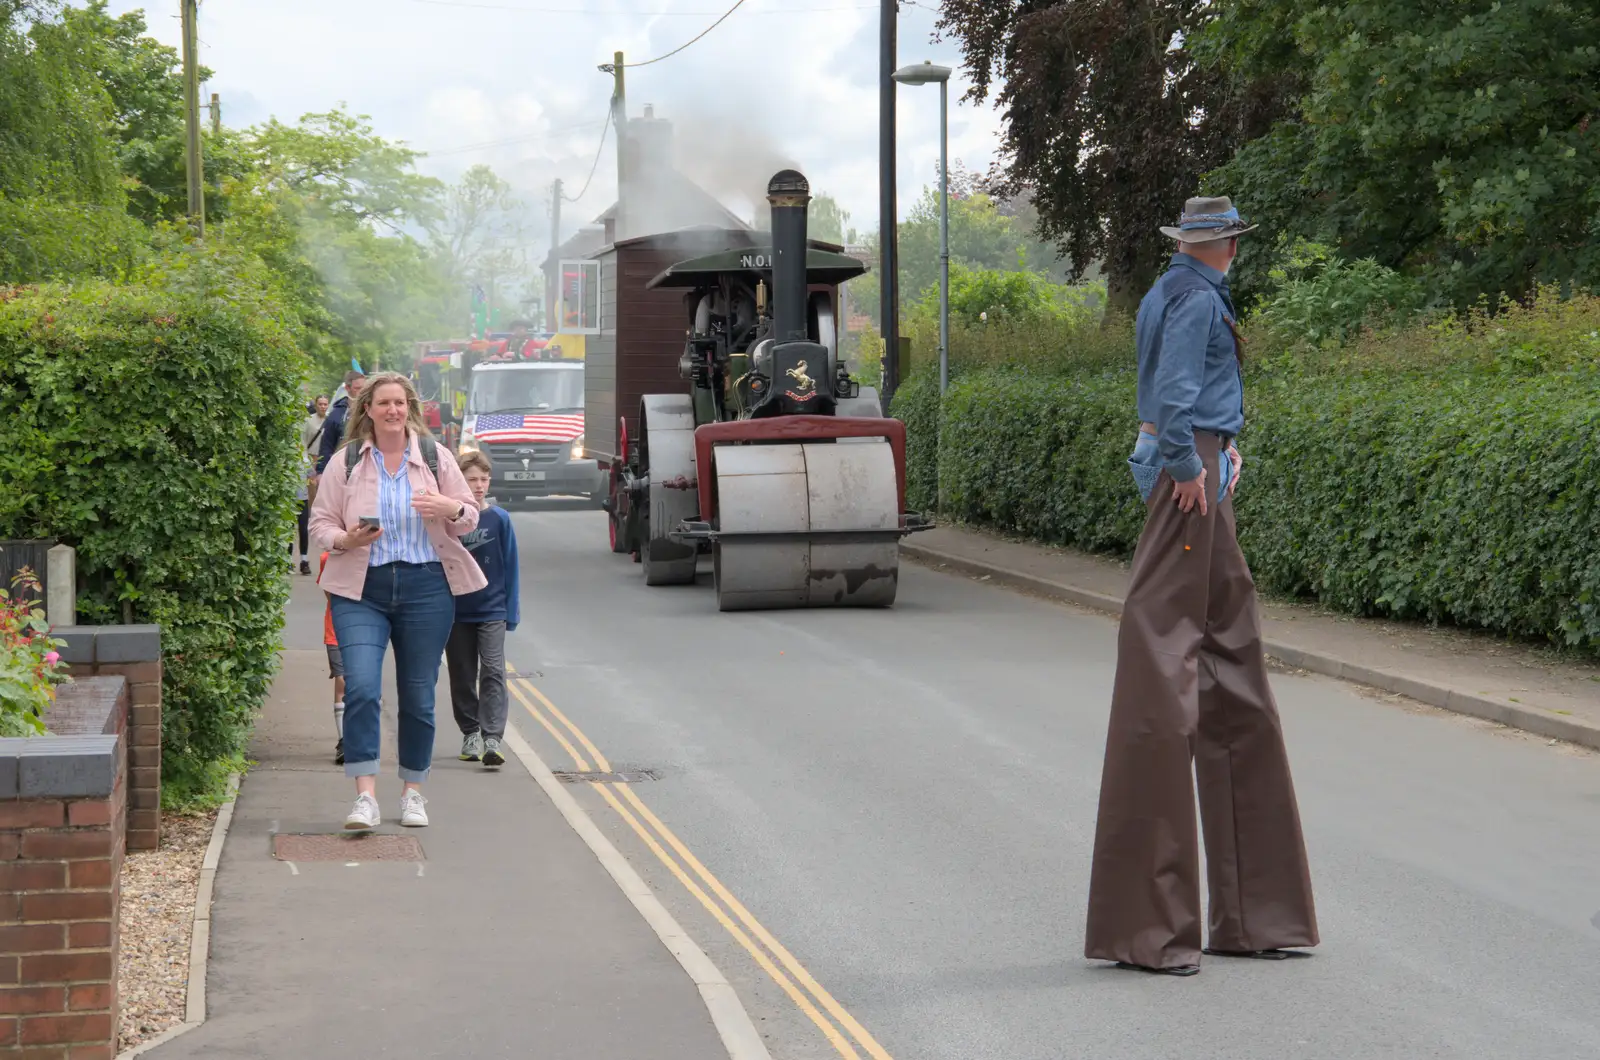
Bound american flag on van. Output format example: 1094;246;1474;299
471;413;585;444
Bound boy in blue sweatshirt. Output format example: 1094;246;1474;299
445;450;521;769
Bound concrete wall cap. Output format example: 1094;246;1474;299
95;624;162;663
48;623;163;665
51;627;99;665
0;734;121;798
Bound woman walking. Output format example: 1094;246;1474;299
310;372;486;829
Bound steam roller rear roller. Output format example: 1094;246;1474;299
711;439;901;611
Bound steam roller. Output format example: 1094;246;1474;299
612;168;931;611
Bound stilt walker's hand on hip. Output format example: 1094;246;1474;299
1173;468;1208;516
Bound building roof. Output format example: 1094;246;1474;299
544;171;752;270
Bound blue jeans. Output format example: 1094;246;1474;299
330;562;455;782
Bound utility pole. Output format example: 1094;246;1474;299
181;0;203;235
550;179;562;261
878;0;899;406
611;51;626;241
549;179;562;331
209;92;221;135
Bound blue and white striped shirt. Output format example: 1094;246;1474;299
368;444;440;567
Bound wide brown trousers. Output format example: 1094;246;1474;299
1084;431;1318;969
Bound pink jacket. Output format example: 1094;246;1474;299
309;435;489;601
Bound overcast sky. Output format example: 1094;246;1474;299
102;0;1006;254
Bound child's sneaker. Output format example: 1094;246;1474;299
400;789;428;827
334;738;344;766
459;732;484;761
482;737;505;769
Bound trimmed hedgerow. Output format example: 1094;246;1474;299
892;303;1600;652
0;249;308;804
892;372;940;514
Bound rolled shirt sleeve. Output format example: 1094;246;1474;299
1154;291;1213;483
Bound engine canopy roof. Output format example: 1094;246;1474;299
646;245;869;290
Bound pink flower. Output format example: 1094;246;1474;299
44;651;59;665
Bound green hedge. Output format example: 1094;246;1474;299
0;251;307;804
892;359;1600;652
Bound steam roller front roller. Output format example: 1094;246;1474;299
711;439;902;611
638;394;700;586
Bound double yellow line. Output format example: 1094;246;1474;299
505;665;894;1060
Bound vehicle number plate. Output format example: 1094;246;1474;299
505;471;545;482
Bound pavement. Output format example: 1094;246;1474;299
497;502;1600;1060
903;523;1600;750
146;571;734;1059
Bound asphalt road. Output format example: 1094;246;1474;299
499;500;1600;1060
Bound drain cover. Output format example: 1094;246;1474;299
273;833;425;861
551;769;660;784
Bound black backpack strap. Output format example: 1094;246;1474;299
420;435;439;485
343;435;441;485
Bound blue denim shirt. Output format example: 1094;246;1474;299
1134;254;1245;483
1129;431;1232;503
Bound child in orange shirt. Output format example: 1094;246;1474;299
318;551;346;764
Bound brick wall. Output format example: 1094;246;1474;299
54;626;160;852
1;678;128;1060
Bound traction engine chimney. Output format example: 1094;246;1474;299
767;169;810;343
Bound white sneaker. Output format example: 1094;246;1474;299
400;789;429;827
344;792;380;830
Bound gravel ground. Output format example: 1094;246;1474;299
118;810;218;1053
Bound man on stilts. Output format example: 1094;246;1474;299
1084;197;1319;976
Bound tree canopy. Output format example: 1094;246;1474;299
846;163;1088;329
936;0;1598;315
1198;0;1600;308
0;2;541;389
934;0;1285;314
0;1;124;205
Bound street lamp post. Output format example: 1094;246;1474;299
892;61;953;395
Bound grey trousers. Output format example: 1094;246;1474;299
444;620;508;740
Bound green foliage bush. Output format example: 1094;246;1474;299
0;246;307;802
0;195;150;284
1251;241;1431;346
894;293;1600;652
902;310;1133;381
904;263;1104;330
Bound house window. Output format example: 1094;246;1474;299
558;259;600;334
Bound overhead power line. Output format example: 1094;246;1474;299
561;109;613;204
601;0;750;69
387;0;871;14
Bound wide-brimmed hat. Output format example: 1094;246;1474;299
1159;196;1258;243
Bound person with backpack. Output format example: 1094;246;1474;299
309;371;486;831
293;396;329;575
315;370;366;476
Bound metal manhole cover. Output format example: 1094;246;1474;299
273;833;425;861
551;769;660;784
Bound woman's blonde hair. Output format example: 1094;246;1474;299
341;371;433;453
